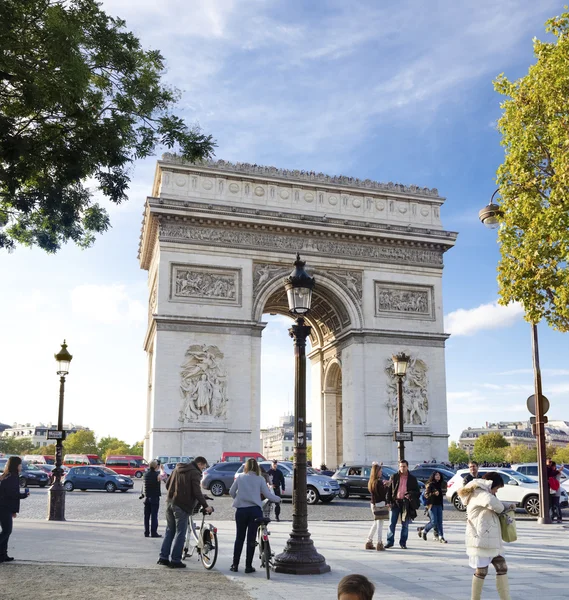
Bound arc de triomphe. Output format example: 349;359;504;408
139;155;457;467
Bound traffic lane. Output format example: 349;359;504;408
20;482;567;522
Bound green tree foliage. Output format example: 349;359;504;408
0;0;215;252
64;429;98;454
493;10;569;331
129;441;144;456
553;445;569;465
448;441;470;464
0;436;35;455
504;444;537;464
473;432;509;464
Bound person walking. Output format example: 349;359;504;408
418;471;447;543
142;459;162;538
365;462;388;551
267;459;285;521
458;472;514;600
0;457;30;563
157;456;212;569
229;458;281;573
548;461;562;523
385;459;420;549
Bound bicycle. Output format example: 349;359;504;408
255;499;275;579
182;497;218;570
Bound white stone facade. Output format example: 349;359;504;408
139;157;457;466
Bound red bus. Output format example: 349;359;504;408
105;455;148;478
220;451;265;463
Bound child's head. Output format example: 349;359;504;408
337;574;375;600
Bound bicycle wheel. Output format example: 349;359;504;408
200;531;218;570
263;537;271;580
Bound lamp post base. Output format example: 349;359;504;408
537;516;552;525
274;532;330;575
47;482;66;521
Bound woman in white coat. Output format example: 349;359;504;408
458;472;514;600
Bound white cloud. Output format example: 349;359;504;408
71;284;146;325
498;369;569;377
445;301;524;336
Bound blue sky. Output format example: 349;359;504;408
1;1;568;447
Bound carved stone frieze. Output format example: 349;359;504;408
326;270;362;302
161;154;440;198
253;263;288;291
179;344;229;422
170;263;241;306
375;282;434;320
385;357;429;426
160;224;444;267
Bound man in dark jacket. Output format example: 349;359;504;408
385;459;420;549
462;461;479;485
142;460;162;538
268;460;286;521
158;457;212;568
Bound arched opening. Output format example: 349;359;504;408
257;267;360;466
323;361;343;469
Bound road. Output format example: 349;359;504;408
21;480;566;523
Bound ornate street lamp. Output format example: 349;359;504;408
274;254;330;575
392;352;410;461
48;340;73;521
479;191;551;524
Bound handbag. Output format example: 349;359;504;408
373;501;389;519
499;509;517;543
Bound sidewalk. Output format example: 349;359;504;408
3;517;568;600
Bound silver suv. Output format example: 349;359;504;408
234;460;339;504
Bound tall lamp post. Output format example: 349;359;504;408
274;254;330;575
479;192;551;524
48;340;73;522
392;352;410;462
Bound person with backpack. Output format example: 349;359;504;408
548;461;562;523
417;471;447;543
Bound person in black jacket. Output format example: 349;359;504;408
267;460;285;521
0;456;29;563
385;460;420;549
418;471;447;543
462;461;479;485
142;460;162;538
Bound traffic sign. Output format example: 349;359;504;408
393;431;413;442
47;430;66;440
526;394;550;416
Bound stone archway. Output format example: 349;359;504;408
138;156;456;465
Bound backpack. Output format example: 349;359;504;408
420;490;428;506
548;476;560;491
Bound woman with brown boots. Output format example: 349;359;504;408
365;462;388;551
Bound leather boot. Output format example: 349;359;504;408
496;574;511;600
471;575;484;600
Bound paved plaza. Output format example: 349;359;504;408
3;515;568;600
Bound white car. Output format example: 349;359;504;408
511;463;569;493
446;467;568;516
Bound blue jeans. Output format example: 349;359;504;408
424;504;444;538
159;503;188;564
386;502;409;546
233;505;262;568
144;497;160;536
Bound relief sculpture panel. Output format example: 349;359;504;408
179;344;229;422
170;263;241;306
374;282;434;320
385;357;429;426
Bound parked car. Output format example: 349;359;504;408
36;464;67;484
23;455;55;465
332;464;403;499
105;455;148;479
221;451;265;463
234;460;339;504
201;462;243;496
413;463;455;473
63;454;103;466
511;463;569;493
446;467;568;515
156;455;193;465
410;466;456;485
63;466;134;493
19;462;50;488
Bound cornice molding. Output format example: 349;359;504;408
161;154;442;199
